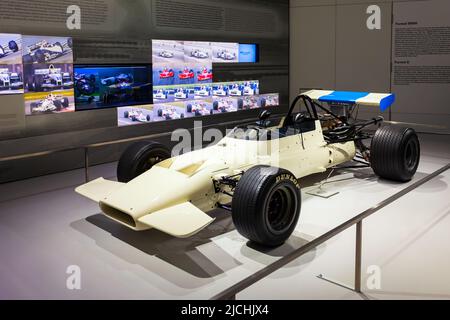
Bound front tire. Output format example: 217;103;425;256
117;141;171;183
232;166;301;247
370;126;420;182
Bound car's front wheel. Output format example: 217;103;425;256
232;166;301;247
117;141;171;183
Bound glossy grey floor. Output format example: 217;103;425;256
0;133;449;299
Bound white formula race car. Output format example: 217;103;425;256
191;49;209;59
124;109;151;123
186;102;213;116
30;93;69;113
157;107;185;120
217;49;236;61
76;90;420;247
159;50;174;58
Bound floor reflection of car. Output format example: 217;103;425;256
159;50;174;58
124;109;151;123
186;102;213;116
217;49;236;61
260;95;279;107
30;93;69;113
157;107;185;120
213;99;237;113
159;67;174;79
197;67;213;82
191;49;209;59
178;67;195;80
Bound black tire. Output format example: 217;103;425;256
260;98;266;108
67;38;73;48
117;141;171;183
237;98;244;110
186;104;192;113
146;115;151;122
213;101;219;110
124;111;129;118
8;40;18;52
35;50;46;63
62;97;69;108
370;126;420;182
232;166;301;247
53;100;62;110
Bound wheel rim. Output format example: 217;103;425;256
266;185;297;235
142;155;163;171
404;139;419;171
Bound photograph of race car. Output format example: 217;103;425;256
228;81;259;96
212;97;238;113
159;67;175;79
153;88;169;101
186;100;213;116
259;93;279;107
184;41;213;64
212;42;239;63
152;40;184;64
124;108;151;122
178;67;195;81
238;96;259;110
77;90;416;249
0;65;24;94
212;85;228;97
117;106;154;126
24;64;74;92
74;65;153;111
197;67;213;82
27;92;74;114
0;34;22;65
22;36;73;64
154;104;185;121
194;85;211;98
173;87;189;100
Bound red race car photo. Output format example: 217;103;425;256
178;67;195;80
197;67;213;82
159;67;174;79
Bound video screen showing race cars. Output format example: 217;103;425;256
152;40;213;86
0;34;24;95
153;80;259;104
74;65;153;111
22;35;73;65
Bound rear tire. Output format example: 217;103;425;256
370;126;420;182
117;141;171;183
232;166;301;247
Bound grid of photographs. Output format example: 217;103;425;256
153;80;260;104
0;34;24;95
117;93;279;127
23;35;75;115
152;40;213;86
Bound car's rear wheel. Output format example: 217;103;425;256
232;166;301;247
370;126;420;182
117;141;171;183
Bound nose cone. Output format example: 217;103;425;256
102;166;190;219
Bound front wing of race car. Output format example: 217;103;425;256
75;165;217;237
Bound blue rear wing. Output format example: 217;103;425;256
303;90;395;112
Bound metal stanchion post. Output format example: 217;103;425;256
354;221;362;293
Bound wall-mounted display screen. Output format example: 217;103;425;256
117;92;279;127
0;33;24;95
238;44;259;63
74;65;153;111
